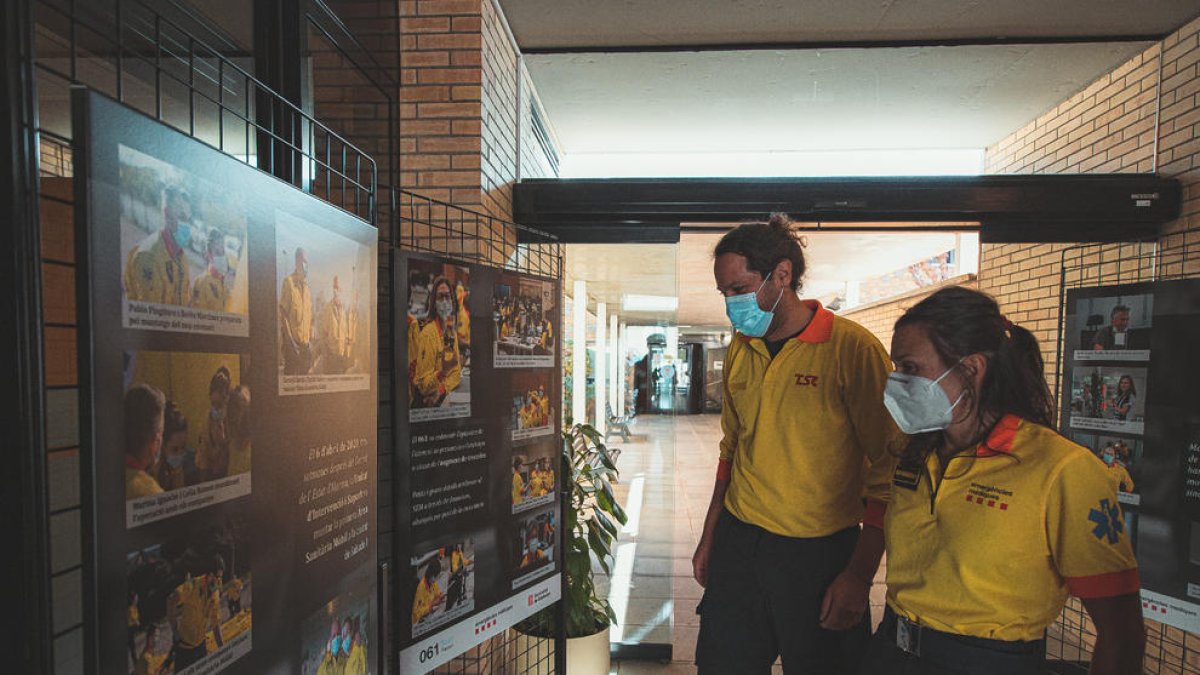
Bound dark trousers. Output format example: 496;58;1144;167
174;641;209;669
696;510;868;675
858;608;1045;675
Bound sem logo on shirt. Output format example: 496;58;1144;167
1089;498;1125;544
794;374;819;387
966;482;1013;511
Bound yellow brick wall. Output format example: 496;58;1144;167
982;15;1200;673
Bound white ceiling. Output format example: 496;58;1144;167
501;1;1198;166
498;0;1198;49
526;44;1152;155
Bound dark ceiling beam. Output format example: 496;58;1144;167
513;175;1182;244
520;33;1165;55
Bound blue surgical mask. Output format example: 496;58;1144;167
342;636;352;653
883;361;966;434
1103;452;1114;464
330;637;340;656
174;222;193;249
166;452;184;468
724;277;783;338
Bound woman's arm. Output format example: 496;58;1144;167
1082;593;1144;675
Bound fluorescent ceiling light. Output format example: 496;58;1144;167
622;294;678;312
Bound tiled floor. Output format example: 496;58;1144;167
602;413;888;674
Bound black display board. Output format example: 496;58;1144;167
394;252;562;672
74;90;379;675
1062;279;1200;632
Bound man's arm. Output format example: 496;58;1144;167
692;477;729;587
819;524;882;629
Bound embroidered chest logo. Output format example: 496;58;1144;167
1089;498;1125;544
966;482;1012;511
794;374;819;387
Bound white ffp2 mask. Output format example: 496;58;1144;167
883;363;966;434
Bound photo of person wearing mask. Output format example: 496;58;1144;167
124;185;194;306
412;276;463;408
191;227;230;312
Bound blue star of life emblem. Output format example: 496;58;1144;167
1089;498;1124;544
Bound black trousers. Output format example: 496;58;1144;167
696;510;868;675
858;608;1045;675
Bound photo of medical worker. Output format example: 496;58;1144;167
118;144;249;336
1068;366;1147;435
1073;432;1143;496
493;273;555;368
123;351;251;528
512;440;557;513
514;509;556;578
125;518;252;675
511;372;554;441
276;211;373;396
409;540;476;638
1073;292;1153;361
299;583;372;675
407;259;472;423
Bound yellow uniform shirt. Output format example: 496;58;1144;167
885;415;1140;642
720;301;904;537
1109;462;1135;493
451;550;465;574
317;652;346;675
279;273;313;346
134;652;165;675
191;273;229;312
124;231;189;306
513;472;525;504
345;644;367;675
226;577;243;602
171;577;220;648
321;301;351;359
125;466;164;500
412;579;442;625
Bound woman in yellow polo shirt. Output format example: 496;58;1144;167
863;286;1144;675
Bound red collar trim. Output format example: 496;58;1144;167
975;414;1021;457
162;228;184;259
736;300;835;344
795;300;834;343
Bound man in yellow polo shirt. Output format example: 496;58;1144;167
694;214;904;674
280;247;314;374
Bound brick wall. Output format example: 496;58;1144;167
840;276;978;350
982;17;1200;395
398;0;485;208
982;15;1200;671
480;0;518;219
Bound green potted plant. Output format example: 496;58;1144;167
514;421;627;674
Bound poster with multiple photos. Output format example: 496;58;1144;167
77;90;378;674
396;252;562;673
1063;280;1200;633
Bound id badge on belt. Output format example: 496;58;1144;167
896;615;922;656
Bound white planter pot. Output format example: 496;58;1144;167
566;625;611;675
511;624;611;675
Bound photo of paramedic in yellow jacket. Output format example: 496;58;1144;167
124;518;251;674
119;145;250;323
406;260;472;417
